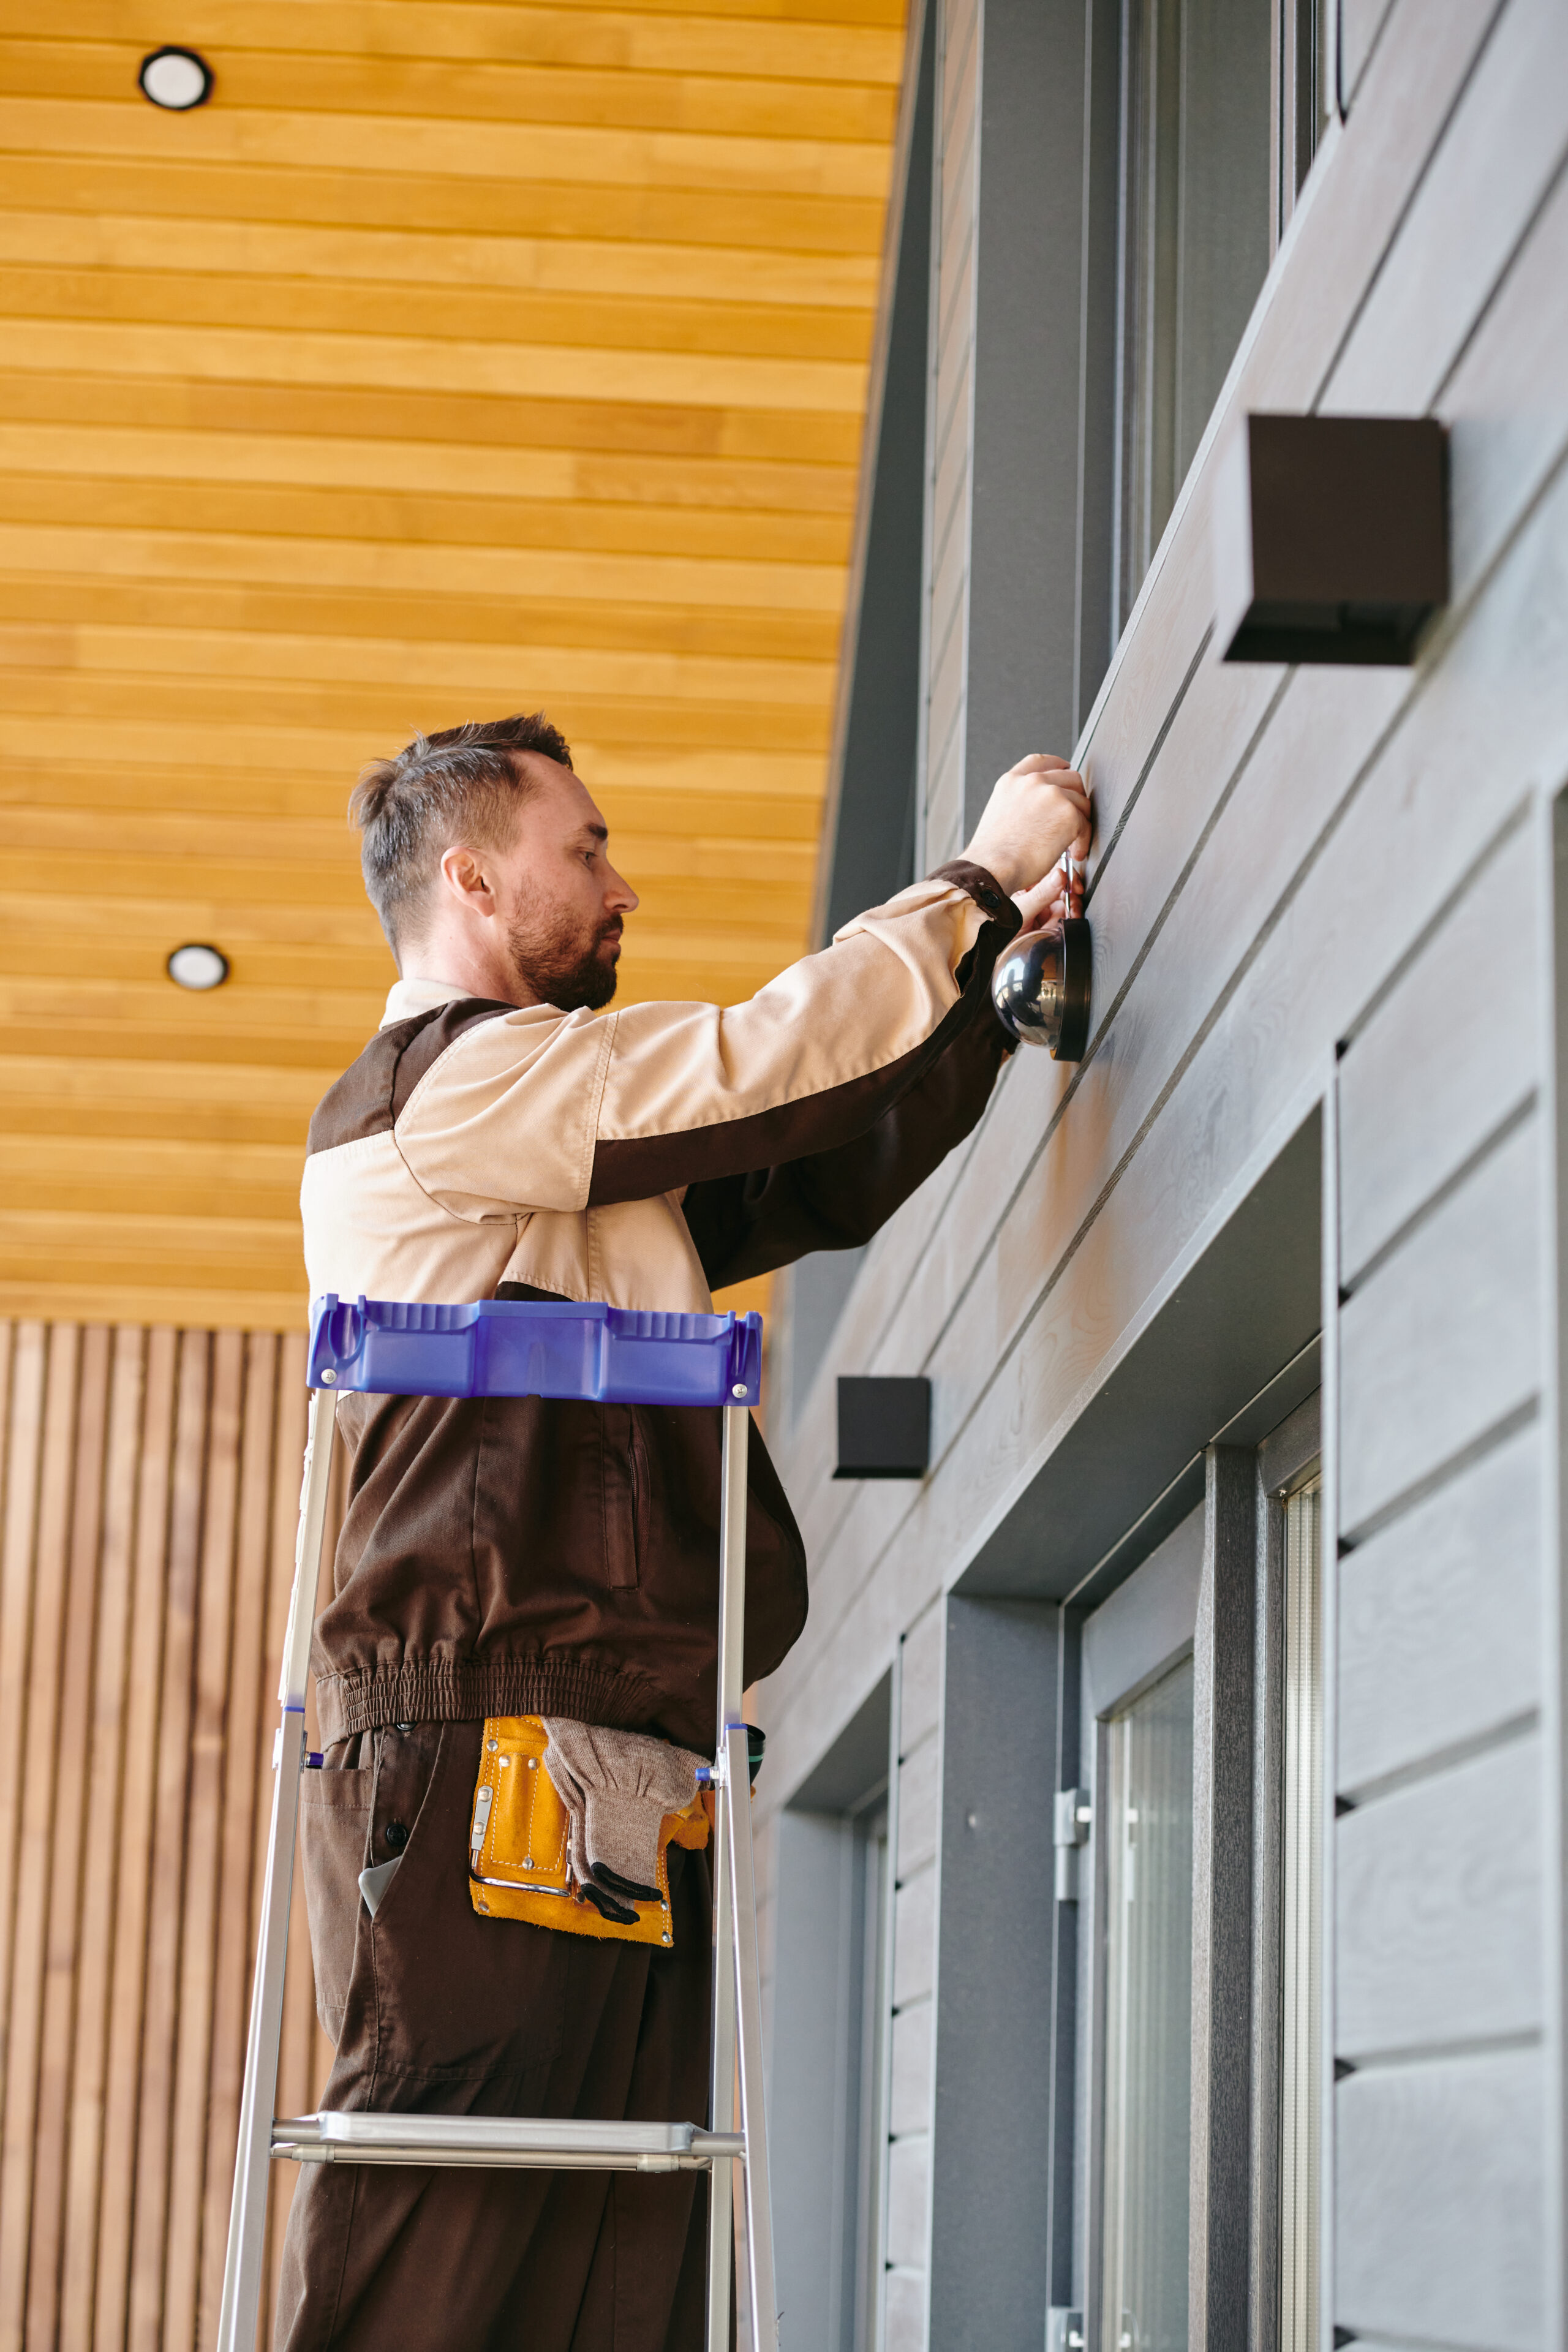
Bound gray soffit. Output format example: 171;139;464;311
957;1104;1322;1607
785;1671;892;1815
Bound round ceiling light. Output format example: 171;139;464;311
138;46;213;110
167;942;230;990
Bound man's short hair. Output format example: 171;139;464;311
350;712;572;950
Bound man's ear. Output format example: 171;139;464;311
437;842;497;916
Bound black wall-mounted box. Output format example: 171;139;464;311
1215;413;1448;665
834;1376;931;1480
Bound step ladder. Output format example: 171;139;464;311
216;1294;778;2352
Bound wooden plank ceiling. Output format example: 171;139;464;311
0;0;903;1330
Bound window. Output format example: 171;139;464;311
1273;0;1334;242
1073;1400;1324;2352
1099;1657;1196;2352
1110;0;1331;628
767;1684;894;2352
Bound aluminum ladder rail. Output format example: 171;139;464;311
216;1303;777;2352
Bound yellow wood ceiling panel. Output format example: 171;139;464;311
0;212;883;310
2;4;902;78
0;101;891;206
0;1;902;1328
0;477;854;563
0;150;887;257
0;366;868;467
3;39;900;143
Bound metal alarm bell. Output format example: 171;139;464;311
991;860;1091;1060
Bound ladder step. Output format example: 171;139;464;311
272;2113;745;2173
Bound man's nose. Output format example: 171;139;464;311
606;867;638;914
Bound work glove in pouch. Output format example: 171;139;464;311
542;1720;703;1924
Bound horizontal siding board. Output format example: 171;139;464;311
924;590;969;786
1337;1421;1541;1793
895;1734;940;1879
925;772;966;872
1335;1735;1544;2057
927;513;969;671
1338;1114;1540;1535
1324;0;1568;415
924;712;965;862
1339;817;1539;1283
934;150;977;375
929;350;974;571
884;2133;930;2271
1336;2049;1545;2350
1340;0;1401;104
1441;156;1568;593
939;0;981;147
884;2271;928;2350
899;1607;944;1757
889;2002;933;2137
892;1866;937;2008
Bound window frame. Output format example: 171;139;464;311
1089;0;1343;709
1071;1394;1323;2352
1079;1505;1205;2352
1253;1401;1324;2352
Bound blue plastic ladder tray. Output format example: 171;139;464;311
307;1294;763;1409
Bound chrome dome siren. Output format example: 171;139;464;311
991;859;1091;1061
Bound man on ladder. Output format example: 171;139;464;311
278;710;1089;2350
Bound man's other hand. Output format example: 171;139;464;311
1013;861;1082;933
963;753;1092;901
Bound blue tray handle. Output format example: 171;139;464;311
307;1295;763;1409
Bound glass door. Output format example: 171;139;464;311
1099;1657;1196;2352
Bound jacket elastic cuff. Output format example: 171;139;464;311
928;859;1023;940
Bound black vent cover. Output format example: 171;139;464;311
1216;413;1448;665
834;1376;931;1480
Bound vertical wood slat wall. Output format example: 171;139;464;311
0;1318;336;2350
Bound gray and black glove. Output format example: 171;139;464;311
541;1721;703;1923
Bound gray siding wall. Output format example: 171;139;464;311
756;0;1568;2339
1330;807;1550;2350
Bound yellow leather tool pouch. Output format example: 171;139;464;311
467;1715;710;1947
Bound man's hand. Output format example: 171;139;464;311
1014;860;1082;933
963;753;1092;906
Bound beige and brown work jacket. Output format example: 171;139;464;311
300;861;1022;1754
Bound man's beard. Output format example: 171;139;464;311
505;892;622;1012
